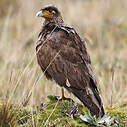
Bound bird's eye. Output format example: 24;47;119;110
52;10;56;14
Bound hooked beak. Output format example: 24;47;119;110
36;11;43;17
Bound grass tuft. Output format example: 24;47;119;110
0;102;17;127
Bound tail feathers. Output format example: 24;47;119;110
70;87;105;118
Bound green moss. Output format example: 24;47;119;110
0;98;126;127
106;106;127;127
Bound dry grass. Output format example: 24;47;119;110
0;0;127;122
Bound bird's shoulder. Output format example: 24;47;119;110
56;24;91;64
46;24;76;42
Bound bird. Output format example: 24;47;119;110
36;5;105;118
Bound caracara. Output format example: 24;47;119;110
36;5;105;117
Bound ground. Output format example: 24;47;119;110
0;96;127;127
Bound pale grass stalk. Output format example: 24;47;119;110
20;50;61;107
19;67;38;106
116;72;125;105
7;56;36;103
18;31;60;107
19;25;59;106
14;114;31;125
31;88;36;127
110;66;115;108
43;100;59;127
7;25;58;103
5;70;13;100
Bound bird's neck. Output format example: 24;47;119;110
43;16;64;27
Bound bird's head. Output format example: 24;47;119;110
36;5;61;20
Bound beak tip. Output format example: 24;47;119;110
36;11;43;17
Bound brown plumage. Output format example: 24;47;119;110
36;5;105;117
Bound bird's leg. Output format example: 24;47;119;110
61;88;65;100
59;88;73;101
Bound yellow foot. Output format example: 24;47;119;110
59;96;73;102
